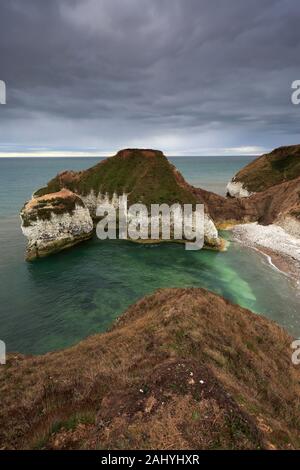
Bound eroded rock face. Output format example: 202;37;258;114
20;149;223;259
199;176;300;239
80;190;126;218
203;213;221;247
20;189;93;260
226;181;252;198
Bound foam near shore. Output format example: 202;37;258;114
232;222;300;282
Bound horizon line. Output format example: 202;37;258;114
0;147;265;158
0;153;260;158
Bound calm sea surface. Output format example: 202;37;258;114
0;156;299;354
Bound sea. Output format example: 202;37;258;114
0;156;299;354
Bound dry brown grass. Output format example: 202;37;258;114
26;189;76;208
0;288;299;450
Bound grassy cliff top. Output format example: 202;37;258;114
1;288;299;450
34;149;197;206
233;145;300;192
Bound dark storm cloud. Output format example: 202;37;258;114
0;0;300;155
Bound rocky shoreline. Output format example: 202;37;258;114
232;222;300;284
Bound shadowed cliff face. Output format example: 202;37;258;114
0;288;299;450
198;176;300;228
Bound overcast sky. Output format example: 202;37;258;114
0;0;300;156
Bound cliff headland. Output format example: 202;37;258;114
1;288;299;450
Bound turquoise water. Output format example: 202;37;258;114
0;156;300;354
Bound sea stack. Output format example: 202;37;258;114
20;149;223;260
20;189;94;260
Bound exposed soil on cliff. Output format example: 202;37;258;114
21;189;85;224
1;288;299;450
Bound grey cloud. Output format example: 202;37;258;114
0;0;300;154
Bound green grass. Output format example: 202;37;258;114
51;412;95;433
32;411;95;449
33;149;197;209
235;147;300;192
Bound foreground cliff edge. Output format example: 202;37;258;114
1;288;299;450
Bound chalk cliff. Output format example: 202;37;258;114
20;189;93;260
20;145;300;260
20;149;222;259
